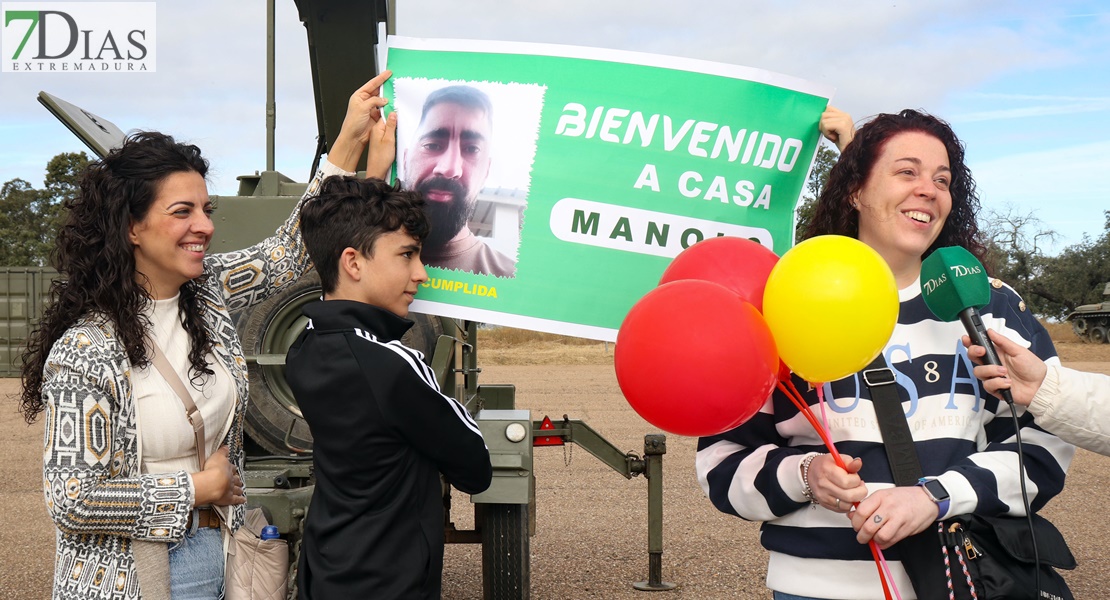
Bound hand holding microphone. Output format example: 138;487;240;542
962;329;1048;407
919;246;1017;404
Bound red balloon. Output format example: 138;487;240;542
615;280;779;437
659;236;779;312
777;360;793;382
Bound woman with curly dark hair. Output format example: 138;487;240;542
697;110;1072;599
20;71;396;600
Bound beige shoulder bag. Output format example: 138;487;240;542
150;344;290;600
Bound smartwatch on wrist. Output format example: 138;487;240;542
916;477;951;520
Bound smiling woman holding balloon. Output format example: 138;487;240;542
694;110;1073;600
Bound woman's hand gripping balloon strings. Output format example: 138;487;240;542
777;377;901;600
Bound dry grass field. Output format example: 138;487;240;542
2;321;1107;599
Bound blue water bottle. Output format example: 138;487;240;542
260;525;280;541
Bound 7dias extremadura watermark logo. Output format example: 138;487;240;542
2;2;155;72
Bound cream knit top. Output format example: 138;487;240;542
132;295;236;477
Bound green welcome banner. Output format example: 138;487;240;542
385;36;833;341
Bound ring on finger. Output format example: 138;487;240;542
835;498;842;510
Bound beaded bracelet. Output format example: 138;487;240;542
800;452;820;504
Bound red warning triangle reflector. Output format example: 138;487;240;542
533;415;564;446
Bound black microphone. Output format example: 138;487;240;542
919;246;1013;404
921;245;1045;594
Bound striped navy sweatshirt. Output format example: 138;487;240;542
695;278;1074;599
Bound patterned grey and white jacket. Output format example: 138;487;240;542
41;161;347;599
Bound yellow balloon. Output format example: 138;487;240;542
762;235;899;383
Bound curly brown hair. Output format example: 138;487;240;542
20;131;215;423
804;109;987;264
302;176;430;295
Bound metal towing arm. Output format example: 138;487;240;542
531;416;674;592
433;321;675;597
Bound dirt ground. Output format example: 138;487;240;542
2;338;1108;599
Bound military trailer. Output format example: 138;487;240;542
1066;282;1110;343
2;1;676;598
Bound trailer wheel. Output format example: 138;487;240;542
238;270;442;455
481;503;530;600
1092;326;1108;344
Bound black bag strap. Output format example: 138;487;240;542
861;354;950;600
862;356;922;486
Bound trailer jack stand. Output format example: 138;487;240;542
633;434;676;592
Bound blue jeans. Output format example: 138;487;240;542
773;593;829;600
169;523;224;599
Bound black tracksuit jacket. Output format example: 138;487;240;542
286;300;492;599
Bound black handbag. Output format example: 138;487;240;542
862;356;1075;600
940;513;1075;600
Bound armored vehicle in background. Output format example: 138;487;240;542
1066;282;1110;343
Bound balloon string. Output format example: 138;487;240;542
778;380;846;468
880;553;902;600
815;385;901;600
816;384;833;437
776;380;897;600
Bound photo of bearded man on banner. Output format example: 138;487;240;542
394;78;545;279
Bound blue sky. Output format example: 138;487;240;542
1;0;1106;253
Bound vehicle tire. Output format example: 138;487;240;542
481;503;530;600
237;269;442;455
1091;326;1108;344
1071;318;1087;338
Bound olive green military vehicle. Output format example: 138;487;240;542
1066;282;1110;343
3;1;676;598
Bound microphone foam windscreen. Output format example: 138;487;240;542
919;246;991;322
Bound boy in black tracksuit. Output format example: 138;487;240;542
287;175;492;599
